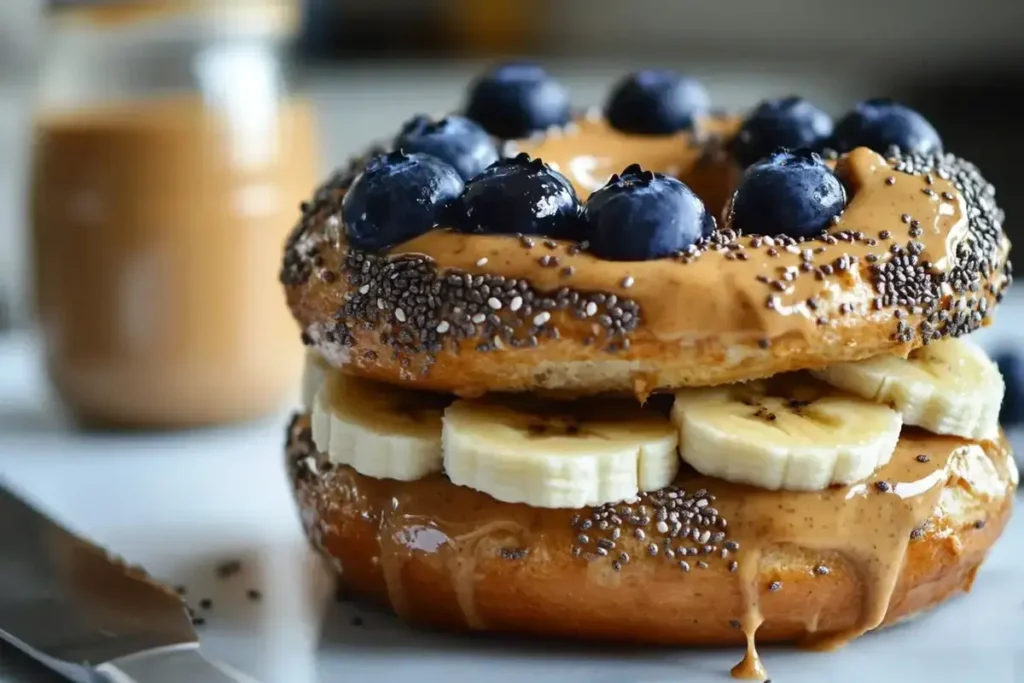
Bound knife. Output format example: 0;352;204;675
0;483;258;683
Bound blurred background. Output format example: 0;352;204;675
4;0;1024;332
2;0;1024;332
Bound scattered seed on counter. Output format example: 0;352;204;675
814;565;830;576
768;581;782;592
916;454;930;463
216;560;242;579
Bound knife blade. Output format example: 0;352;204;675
0;482;258;683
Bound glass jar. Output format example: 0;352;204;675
31;0;318;429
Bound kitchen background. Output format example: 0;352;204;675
1;0;1023;327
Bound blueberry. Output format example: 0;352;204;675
729;149;847;238
583;164;715;261
455;153;580;239
464;62;572;139
394;115;499;182
829;99;942;156
605;69;710;135
733;96;833;167
342;151;464;251
995;352;1024;428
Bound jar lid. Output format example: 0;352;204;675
46;0;298;35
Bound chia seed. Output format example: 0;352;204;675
569;484;735;572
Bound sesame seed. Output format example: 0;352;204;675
533;311;551;326
621;275;635;288
487;297;502;310
436;321;450;334
475;257;488;267
769;581;782;592
814;565;830;576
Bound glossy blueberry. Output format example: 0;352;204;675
455;153;580;239
342;151;464;251
393;115;499;181
995;351;1024;428
729;149;846;239
583;164;715;261
605;69;710;135
829;99;942;156
733;96;833;167
464;62;572;139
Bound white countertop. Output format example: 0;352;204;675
1;325;1022;683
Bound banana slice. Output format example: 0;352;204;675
812;337;1004;441
301;351;330;410
443;398;679;508
311;372;451;481
671;376;902;491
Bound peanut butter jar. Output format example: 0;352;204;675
31;0;316;428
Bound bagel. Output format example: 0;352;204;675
280;66;1016;679
282;119;1010;397
286;413;1017;666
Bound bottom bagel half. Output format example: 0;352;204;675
285;412;1017;649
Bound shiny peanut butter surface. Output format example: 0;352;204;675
401;145;963;344
288;415;1017;673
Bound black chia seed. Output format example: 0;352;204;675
569;485;736;571
321;249;642;372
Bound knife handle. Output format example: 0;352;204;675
95;644;258;683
